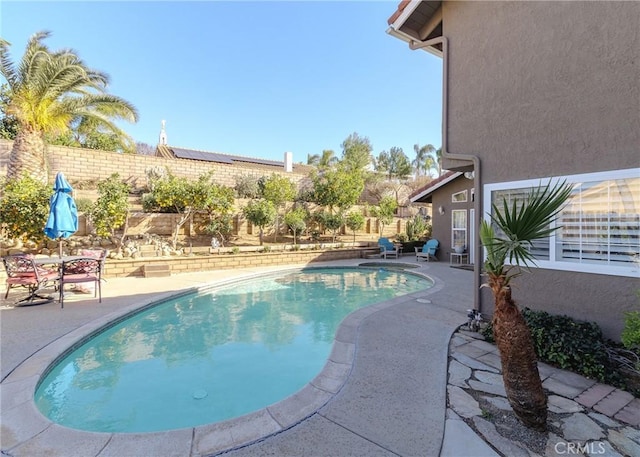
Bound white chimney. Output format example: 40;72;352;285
284;151;293;172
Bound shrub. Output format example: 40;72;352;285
521;308;615;382
0;175;51;242
483;308;621;385
234;174;264;199
622;311;640;350
231;247;240;255
405;214;429;241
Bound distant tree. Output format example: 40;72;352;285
375;147;412;181
307;149;338;170
0;175;50;241
318;211;344;243
91;173;130;250
345;211;365;243
243;199;276;246
136;142;156;156
284;207;307;245
434;147;443;176
234;174;264;199
371;196;397;236
341;132;373;172
311;164;364;212
262;174;296;242
143;171;227;249
0;84;18;140
412;143;437;178
0;31;138;181
202;185;235;246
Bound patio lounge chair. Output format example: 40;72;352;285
2;254;60;304
415;239;439;262
378;237;401;259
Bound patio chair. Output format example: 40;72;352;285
378;237;401;259
2;254;60;304
415;239;439;262
59;254;104;308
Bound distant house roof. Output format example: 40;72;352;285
409;171;462;203
156;144;310;172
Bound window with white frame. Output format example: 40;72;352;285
484;168;640;277
452;190;467;202
452;209;467;249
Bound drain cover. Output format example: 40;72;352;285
193;389;208;399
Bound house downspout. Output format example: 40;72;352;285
408;36;483;313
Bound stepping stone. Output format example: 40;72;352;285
548;369;596;392
543;377;585;399
548;395;584;414
441;416;500;457
472;416;530;457
448;359;471;388
468;339;499;353
594;389;634;417
575;384;616;408
468;379;507;397
448;385;482;418
456;342;492;358
561;413;605;441
614;398;640;427
608;429;640;457
588;441;623;457
451;352;500;373
619;425;640;445
474;370;503;386
477;352;502;370
537;362;559;380
588;412;621;428
483;395;512;412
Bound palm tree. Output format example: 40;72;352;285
434;147;443;176
308;149;338;171
480;181;573;431
412;143;436;178
0;31;138;182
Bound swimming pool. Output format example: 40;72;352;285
35;267;432;433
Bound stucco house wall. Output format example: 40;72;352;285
424;175;474;262
443;1;639;339
389;0;639;339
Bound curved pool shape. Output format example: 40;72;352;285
35;267;432;433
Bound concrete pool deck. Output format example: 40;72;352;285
1;258;472;456
5;258;637;456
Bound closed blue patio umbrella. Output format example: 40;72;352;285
44;172;78;257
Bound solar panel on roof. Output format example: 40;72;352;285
170;147;284;167
171;148;233;164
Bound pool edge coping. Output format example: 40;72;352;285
1;265;439;457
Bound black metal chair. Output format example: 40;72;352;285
59;256;103;308
2;254;59;305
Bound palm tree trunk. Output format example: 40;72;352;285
490;275;547;431
8;130;49;183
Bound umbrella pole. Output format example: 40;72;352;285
59;238;63;257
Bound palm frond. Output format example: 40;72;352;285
484;181;573;271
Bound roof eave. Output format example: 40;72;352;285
410;172;463;203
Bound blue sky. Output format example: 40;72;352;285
1;1;443;164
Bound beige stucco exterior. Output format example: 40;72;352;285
390;1;640;339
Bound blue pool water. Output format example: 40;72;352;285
35;267;432;433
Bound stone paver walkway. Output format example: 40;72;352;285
445;329;640;457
